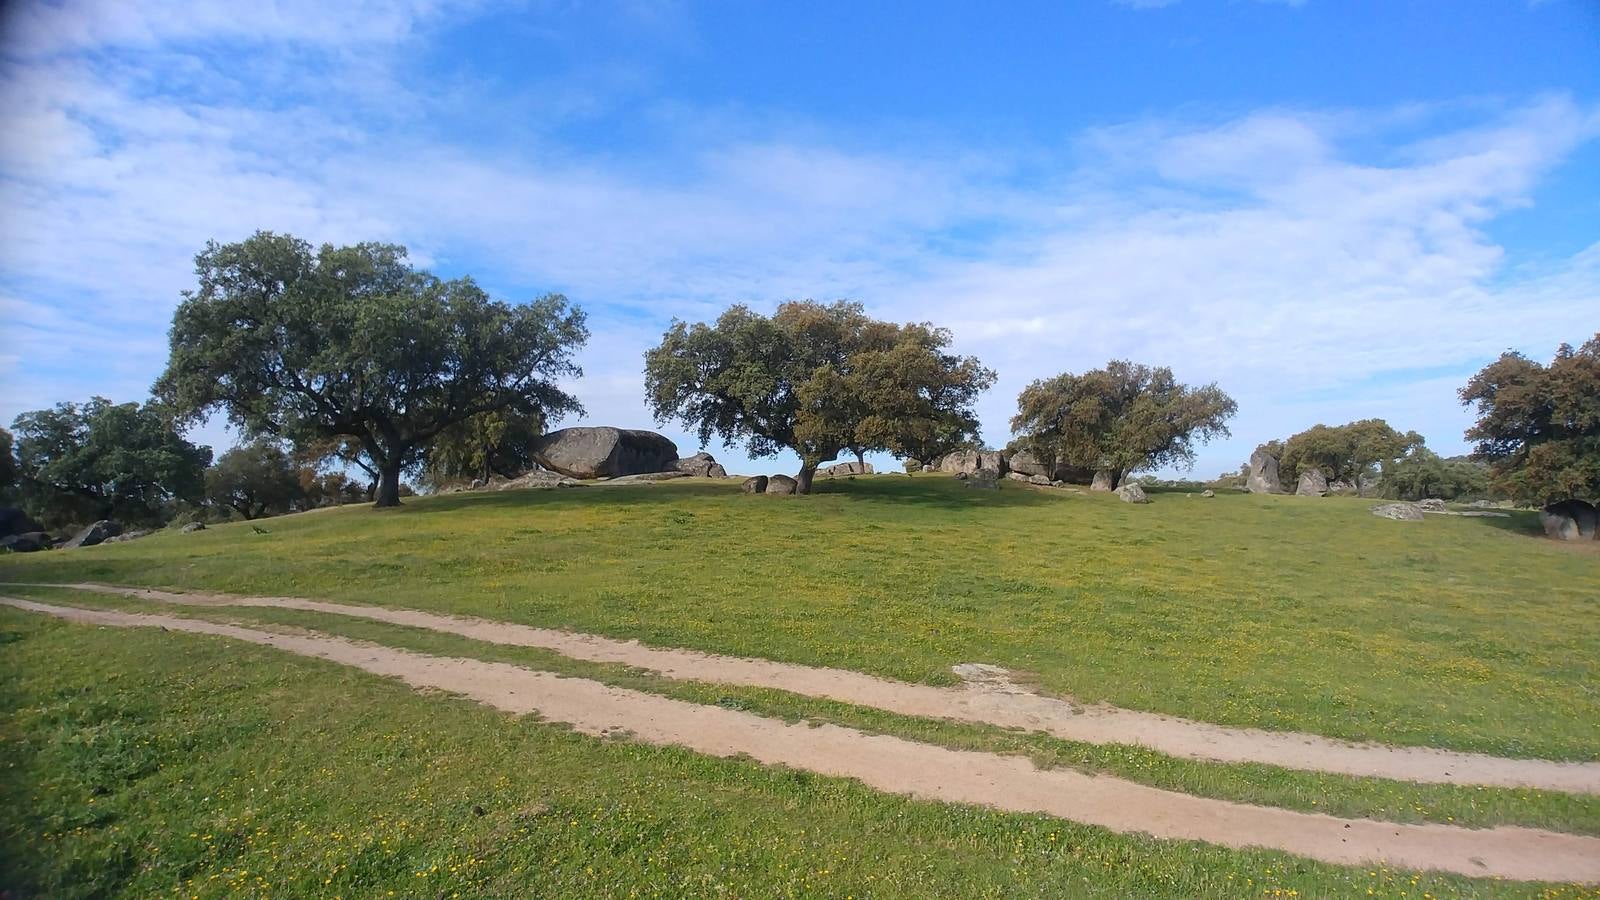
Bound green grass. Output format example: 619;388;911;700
13;583;1599;837
3;475;1596;760
3;608;1592;899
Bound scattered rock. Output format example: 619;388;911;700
1470;499;1511;509
103;529;152;544
0;531;52;552
1540;499;1598;541
820;461;873;476
1327;480;1359;496
62;519;122;549
765;474;798;496
1201;489;1215;498
672;452;725;477
182;522;206;534
1419;498;1447;512
1371;502;1425;521
741;475;769;494
0;506;42;539
920;464;936;472
530;427;679;479
1246;449;1282;494
1005;472;1030;482
1295;469;1329;497
940;450;1005;477
468;477;487;490
496;470;584;490
1090;470;1115;492
1115;482;1148;503
1027;474;1052;486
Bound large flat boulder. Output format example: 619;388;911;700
1246;449;1281;494
820;461;873;476
62;519;122;549
530;427;679;479
1371;502;1424;521
1541;499;1597;541
1006;449;1048;478
940;450;1005;477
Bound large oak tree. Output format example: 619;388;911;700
1460;334;1600;505
1011;361;1236;488
644;300;994;493
156;233;588;506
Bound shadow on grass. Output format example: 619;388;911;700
812;476;1060;510
399;474;1060;516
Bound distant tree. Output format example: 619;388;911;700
299;469;368;508
0;426;16;500
1010;361;1236;488
155;232;588;507
11;397;211;529
206;440;304;519
1460;334;1600;505
1278;419;1422;487
419;406;546;489
1377;448;1489;502
645;301;994;493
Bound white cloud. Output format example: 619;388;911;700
0;4;1595;480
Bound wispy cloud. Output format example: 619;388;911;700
0;2;1594;479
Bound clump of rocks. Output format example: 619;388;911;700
1541;499;1597;542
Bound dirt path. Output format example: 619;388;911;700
25;581;1599;796
3;595;1597;884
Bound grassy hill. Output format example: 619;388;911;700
3;474;1597;897
3;474;1595;759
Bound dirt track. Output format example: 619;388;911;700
26;581;1600;796
4;594;1599;884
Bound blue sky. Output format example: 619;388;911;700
1;0;1597;479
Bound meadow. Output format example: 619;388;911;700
3;474;1598;897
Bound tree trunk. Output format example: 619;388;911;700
373;462;404;508
854;448;865;468
795;464;817;495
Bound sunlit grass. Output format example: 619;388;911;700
2;474;1595;759
2;609;1587;899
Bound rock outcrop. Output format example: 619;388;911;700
1541;499;1598;541
672;452;728;478
765;474;799;495
820;461;873;476
62;520;122;549
964;470;999;490
0;531;52;552
1090;470;1115;492
1296;469;1328;497
940;450;1005;477
530;427;679;479
741;476;768;494
1246;449;1281;494
1419;498;1447;512
1371;502;1424;521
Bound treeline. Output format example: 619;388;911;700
2;231;1596;542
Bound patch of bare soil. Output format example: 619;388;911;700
19;581;1600;796
3;595;1597;883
